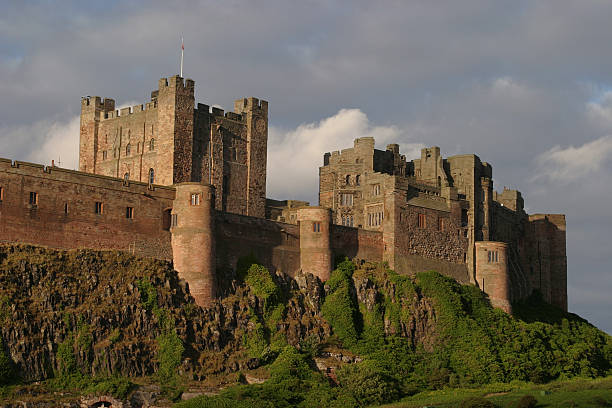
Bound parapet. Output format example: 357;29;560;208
234;97;268;115
494;188;524;212
158;75;195;92
1;158;175;199
81;96;115;112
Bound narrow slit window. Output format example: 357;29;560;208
190;193;200;206
103;151;107;160
29;192;38;205
125;143;131;156
95;201;103;214
126;207;134;219
313;222;321;232
64;203;68;215
148;168;155;184
149;139;155;151
418;213;426;228
0;186;3;202
171;214;178;227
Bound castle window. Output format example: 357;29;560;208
95;201;103;214
29;192;38;206
345;175;351;185
126;144;131;155
148;168;155;184
372;184;381;196
461;209;468;227
102;151;107;160
149;139;155;151
0;186;3;202
190;193;200;206
418;213;426;228
438;218;445;232
64;203;68;215
355;175;360;186
124;172;129;181
340;193;353;207
487;250;499;263
126;207;134;219
313;222;321;232
171;214;178;227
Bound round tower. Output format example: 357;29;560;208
297;207;332;281
171;183;216;307
474;241;511;313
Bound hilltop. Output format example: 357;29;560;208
0;244;609;407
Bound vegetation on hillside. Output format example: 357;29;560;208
0;246;610;406
175;259;612;407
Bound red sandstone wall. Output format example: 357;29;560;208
215;212;301;278
0;160;174;259
475;241;511;313
331;225;384;263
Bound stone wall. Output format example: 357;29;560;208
0;159;174;259
215;211;301;278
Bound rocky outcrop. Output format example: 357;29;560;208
0;245;329;383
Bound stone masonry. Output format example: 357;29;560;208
0;75;567;312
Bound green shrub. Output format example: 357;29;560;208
459;396;498;408
514;395;538;408
56;333;76;376
321;264;360;347
84;376;135;399
336;361;400;406
269;346;314;381
157;329;184;399
136;278;158;311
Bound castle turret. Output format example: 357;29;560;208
297;207;332;281
475;241;511;313
79;96;114;173
234;97;268;218
156;76;195;185
171;183;216;307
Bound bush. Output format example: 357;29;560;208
459;396;498;408
336;361;400;406
514;395;538;408
321;263;360;347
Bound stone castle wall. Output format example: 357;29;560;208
0;159;174;259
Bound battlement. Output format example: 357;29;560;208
157;75;195;92
494;187;524;212
81;96;115;111
234;97;268;115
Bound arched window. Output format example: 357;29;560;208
125;143;131;156
149;139;155;151
345;175;350;185
355;175;360;186
124;172;129;181
148;168;155;184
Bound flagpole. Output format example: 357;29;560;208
180;36;184;77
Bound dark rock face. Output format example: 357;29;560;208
0;245;331;382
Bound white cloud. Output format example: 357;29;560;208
267;108;424;203
532;135;612;183
27;116;80;169
587;91;612;130
0;115;79;169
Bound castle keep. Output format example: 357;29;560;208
0;75;567;312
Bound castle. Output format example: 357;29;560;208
0;75;567;313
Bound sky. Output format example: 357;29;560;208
0;0;610;333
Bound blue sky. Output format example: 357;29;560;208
0;0;611;333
